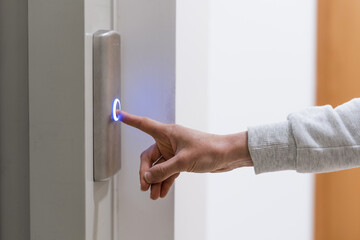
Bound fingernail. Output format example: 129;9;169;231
144;172;152;183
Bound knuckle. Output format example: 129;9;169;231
178;150;189;160
174;158;186;171
140;146;152;160
178;151;197;172
140;151;146;160
167;124;178;137
155;165;166;179
142;117;150;123
173;157;185;172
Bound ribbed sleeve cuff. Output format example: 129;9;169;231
248;121;297;174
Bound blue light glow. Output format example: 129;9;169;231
111;98;121;121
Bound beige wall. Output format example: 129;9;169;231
315;0;360;239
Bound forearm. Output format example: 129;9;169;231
248;98;360;174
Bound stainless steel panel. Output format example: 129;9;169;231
93;30;121;181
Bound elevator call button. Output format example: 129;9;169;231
93;30;121;181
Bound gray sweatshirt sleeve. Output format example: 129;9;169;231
248;98;360;174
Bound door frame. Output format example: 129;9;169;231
29;0;176;239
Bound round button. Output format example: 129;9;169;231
111;98;121;121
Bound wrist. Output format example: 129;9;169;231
222;131;253;169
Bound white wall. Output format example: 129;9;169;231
175;1;209;239
176;0;317;239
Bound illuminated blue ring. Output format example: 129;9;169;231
111;98;121;121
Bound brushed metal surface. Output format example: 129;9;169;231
93;30;121;181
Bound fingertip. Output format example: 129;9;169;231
160;190;168;198
150;183;161;200
150;195;159;200
160;184;171;198
117;110;136;124
160;181;172;198
141;183;150;192
117;110;127;122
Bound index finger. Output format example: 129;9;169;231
118;110;164;137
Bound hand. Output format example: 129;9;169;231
119;111;253;200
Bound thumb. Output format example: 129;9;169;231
144;156;183;184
